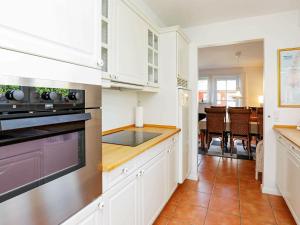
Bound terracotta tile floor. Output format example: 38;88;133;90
154;155;297;225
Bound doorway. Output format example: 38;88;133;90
196;40;264;167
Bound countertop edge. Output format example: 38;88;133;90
273;125;300;149
101;126;181;172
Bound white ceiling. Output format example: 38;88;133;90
198;41;264;70
142;0;299;27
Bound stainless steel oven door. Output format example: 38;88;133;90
0;76;102;225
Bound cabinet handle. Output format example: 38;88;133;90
122;168;129;174
167;149;171;153
141;170;145;175
172;137;176;143
98;202;104;209
136;171;141;177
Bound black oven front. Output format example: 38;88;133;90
0;77;102;225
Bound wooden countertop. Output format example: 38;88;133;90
273;125;300;148
101;125;181;172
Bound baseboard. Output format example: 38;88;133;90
187;171;198;181
262;185;281;196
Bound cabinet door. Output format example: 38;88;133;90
177;33;189;80
276;137;287;196
0;0;101;68
286;148;300;221
115;0;147;85
140;153;167;225
167;140;178;199
103;173;139;225
77;211;99;225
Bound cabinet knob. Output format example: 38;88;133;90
122;168;129;174
167;149;171;153
97;59;104;67
98;202;104;209
141;170;145;175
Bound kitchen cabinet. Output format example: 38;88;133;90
103;173;139;225
166;137;178;199
114;0;148;85
0;0;102;68
147;29;159;87
101;134;178;225
62;197;104;225
276;134;300;224
177;32;189;81
140;153;166;225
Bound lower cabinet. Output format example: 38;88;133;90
166;138;178;199
276;134;300;224
62;197;104;225
140;153;166;225
103;134;179;225
103;173;139;225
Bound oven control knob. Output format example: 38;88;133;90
68;92;80;101
5;90;24;101
41;92;58;101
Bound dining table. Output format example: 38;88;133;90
198;118;259;151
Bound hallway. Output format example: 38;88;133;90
154;156;296;225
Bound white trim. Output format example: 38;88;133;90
187;172;198;181
262;185;281;195
160;26;190;43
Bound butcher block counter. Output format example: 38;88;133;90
273;125;300;149
101;125;181;172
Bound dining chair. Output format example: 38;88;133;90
204;107;226;154
228;108;252;158
257;107;263;140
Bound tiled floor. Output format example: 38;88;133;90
154;155;296;225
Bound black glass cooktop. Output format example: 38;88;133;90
102;130;162;147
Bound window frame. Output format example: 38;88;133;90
198;77;209;103
212;75;242;107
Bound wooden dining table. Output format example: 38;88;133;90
198;118;259;151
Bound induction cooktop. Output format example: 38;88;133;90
102;130;162;147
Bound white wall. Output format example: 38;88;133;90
185;10;300;195
102;89;137;131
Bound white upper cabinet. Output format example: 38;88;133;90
0;0;101;68
147;29;159;87
177;33;189;81
115;0;148;85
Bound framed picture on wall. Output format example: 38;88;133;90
278;47;300;107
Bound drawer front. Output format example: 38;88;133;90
103;159;137;192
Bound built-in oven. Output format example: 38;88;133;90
0;75;102;225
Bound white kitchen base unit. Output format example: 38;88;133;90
276;134;300;225
63;134;179;225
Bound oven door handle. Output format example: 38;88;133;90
0;113;91;131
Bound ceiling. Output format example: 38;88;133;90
142;0;299;27
198;41;264;70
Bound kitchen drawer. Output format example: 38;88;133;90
135;141;166;169
103;158;137;192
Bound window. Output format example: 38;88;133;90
215;78;239;107
198;79;208;103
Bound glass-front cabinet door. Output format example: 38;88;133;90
101;0;110;77
147;29;159;87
